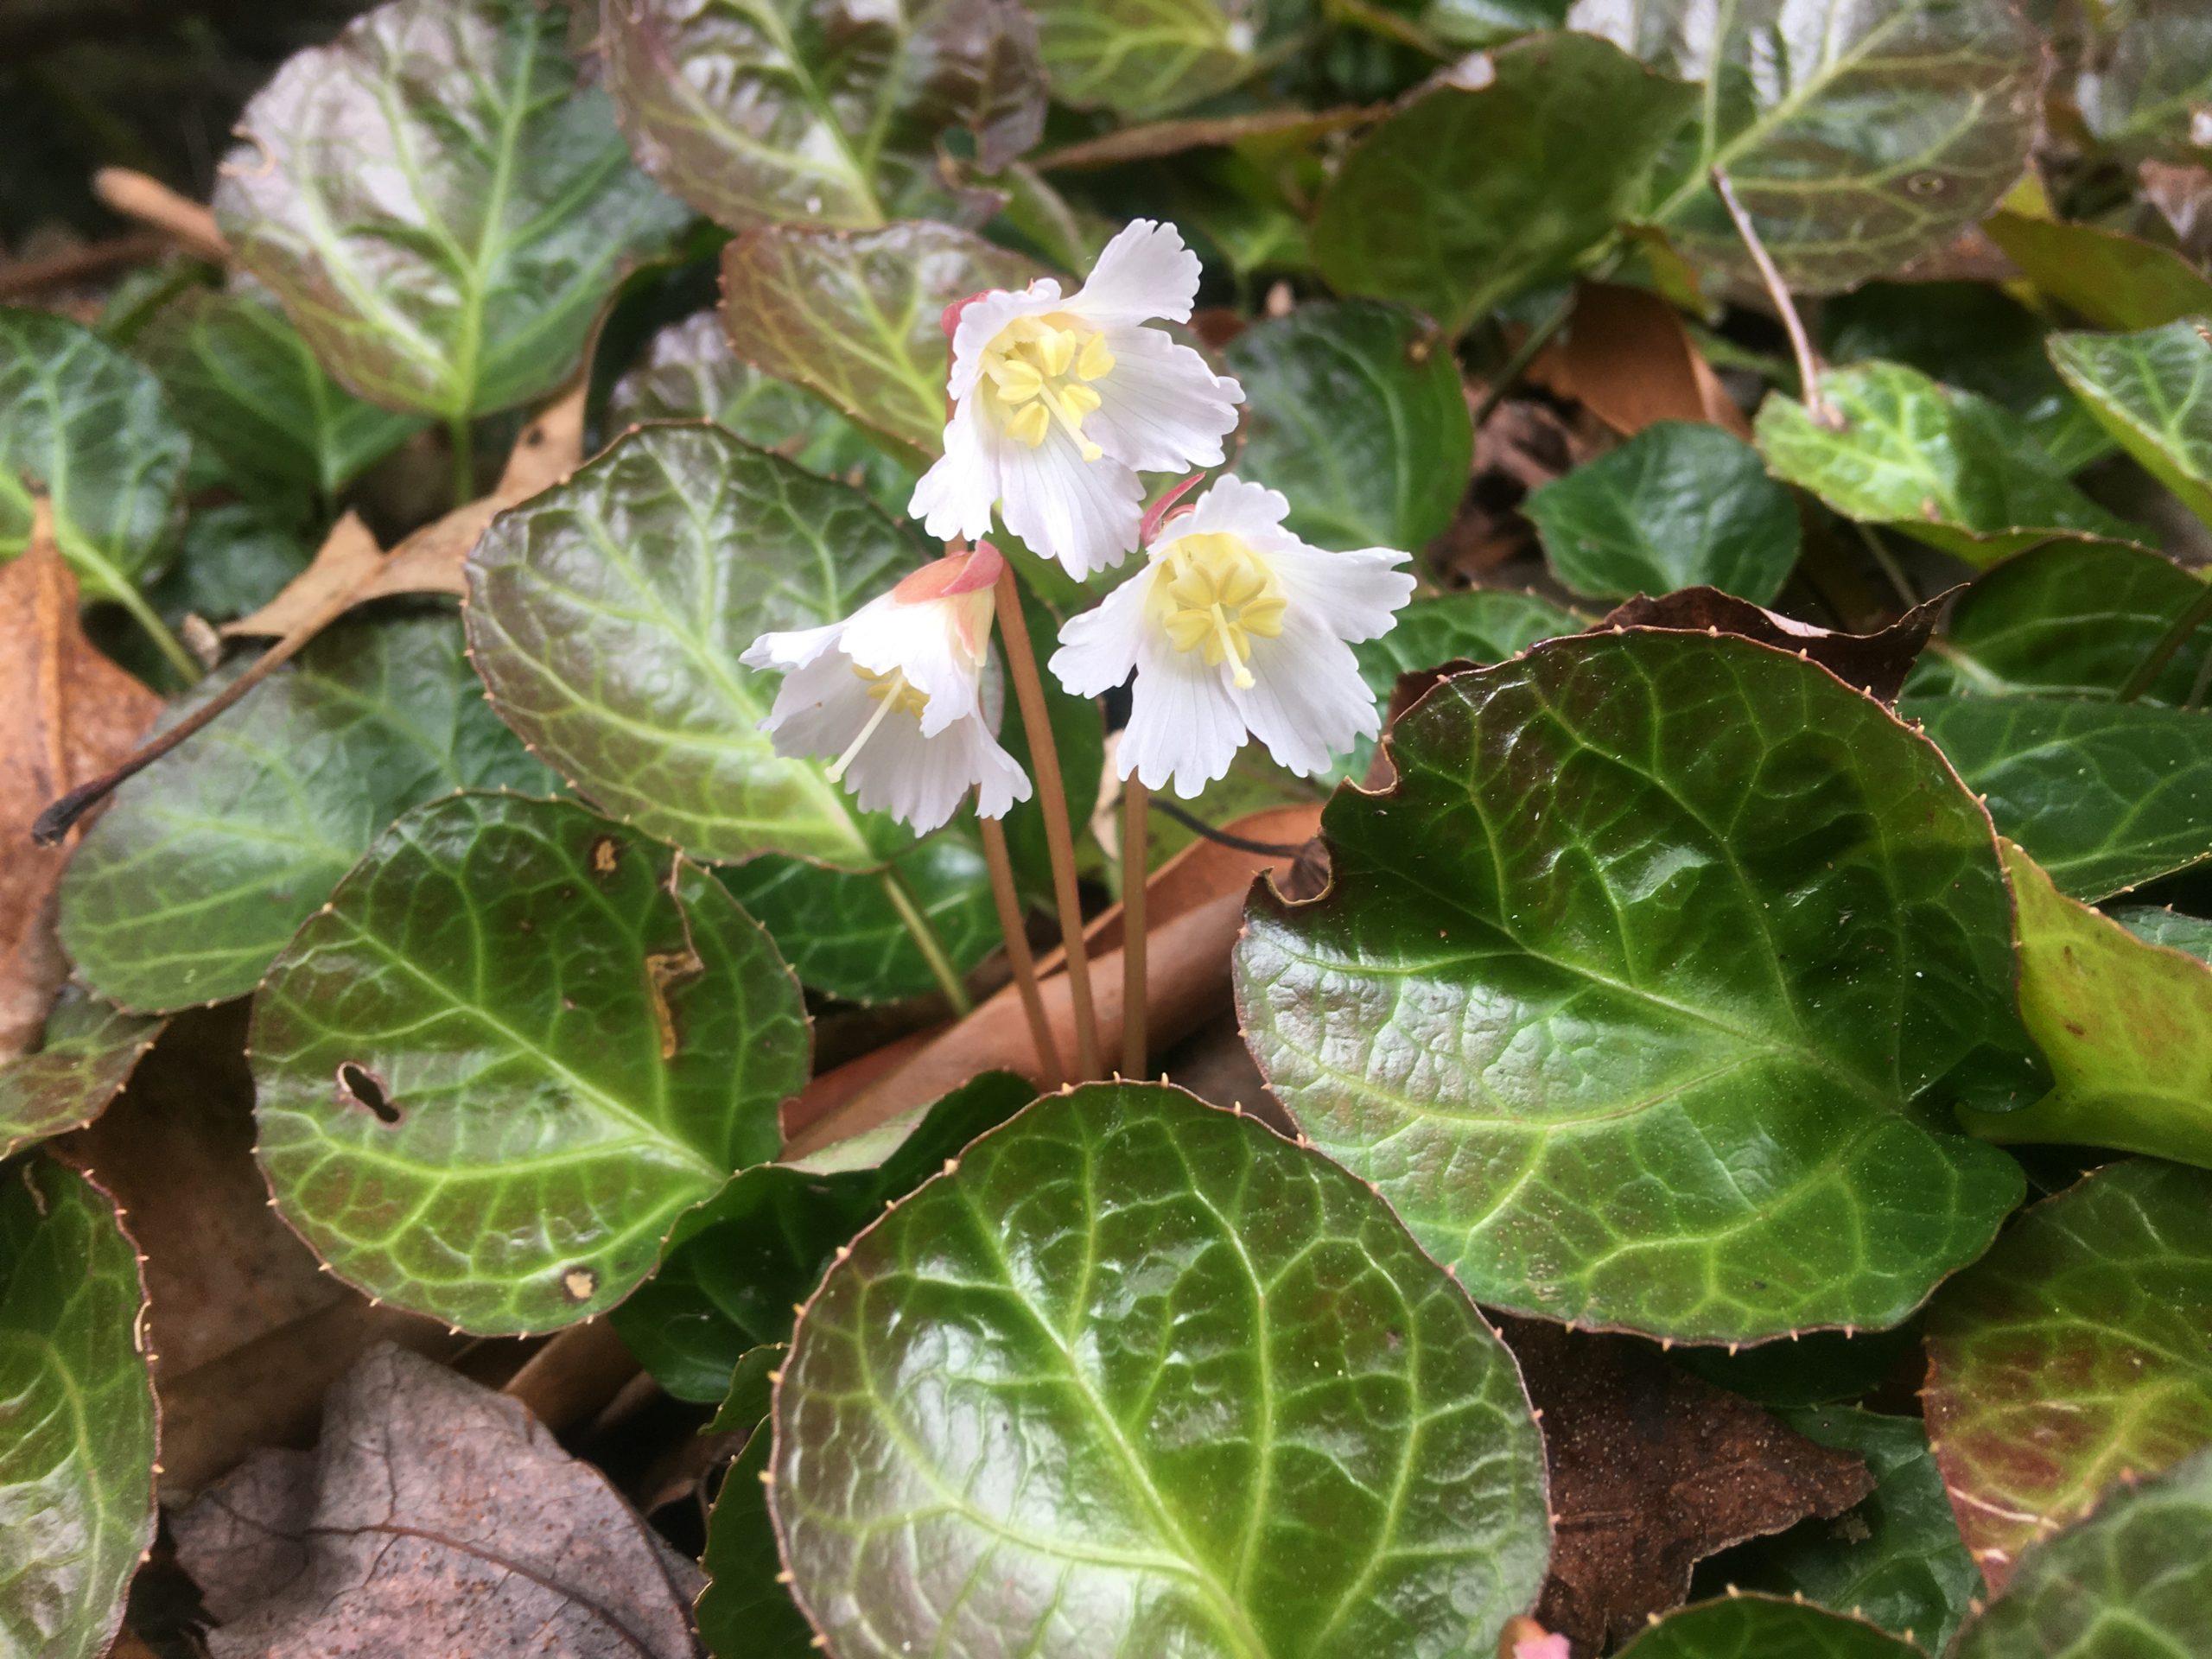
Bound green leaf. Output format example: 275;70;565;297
719;221;1041;459
1923;1158;2212;1589
1955;842;2212;1167
2111;905;2212;963
1332;587;1585;786
601;0;1045;230
700;1426;814;1658
0;987;163;1161
1224;299;1473;552
212;0;688;419
606;310;917;513
771;1081;1553;1657
251;792;810;1334
464;423;933;868
1898;542;2212;900
1614;1594;1923;1658
135;286;427;506
1755;361;2151;566
1702;1408;1979;1652
58;611;556;1014
149;500;315;626
1235;631;2037;1343
1949;1446;2212;1658
2076;0;2212;162
1526;421;1801;603
2049;319;2212;531
1984;211;2212;333
0;1160;157;1659
1028;0;1254;118
1580;0;2042;294
1314;35;1698;334
0;307;188;600
1822;282;2116;475
611;1071;1035;1403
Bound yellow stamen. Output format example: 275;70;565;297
979;313;1115;461
1149;531;1285;691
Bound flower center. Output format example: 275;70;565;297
980;314;1115;461
827;664;926;781
1150;532;1287;690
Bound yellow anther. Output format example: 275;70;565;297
980;313;1114;458
1004;402;1050;448
1077;332;1116;380
1151;532;1285;690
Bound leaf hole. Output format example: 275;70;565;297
590;836;620;878
338;1062;399;1125
561;1265;599;1302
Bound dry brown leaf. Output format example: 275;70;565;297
174;1344;702;1658
91;167;232;264
0;505;162;1058
1536;282;1751;439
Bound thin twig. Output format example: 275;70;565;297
0;232;170;301
92;167;231;264
977;816;1063;1086
1712;166;1838;429
993;563;1101;1077
1853;521;1918;613
880;865;973;1016
1150;795;1307;857
1120;779;1148;1079
1471;286;1579;432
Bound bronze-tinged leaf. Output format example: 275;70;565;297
1603;587;1948;705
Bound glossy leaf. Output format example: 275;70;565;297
151;499;315;625
0;1160;156;1659
2049;319;2212;530
601;0;1045;230
0;307;187;600
1314;35;1698;335
1706;1408;1979;1651
1756;362;2149;565
467;423;916;870
1526;421;1801;603
1236;631;2037;1343
700;1427;814;1658
251;793;810;1334
1898;542;2212;900
1949;1446;2212;1657
1577;0;2041;293
0;986;162;1160
1923;1158;2212;1589
1984;211;2212;333
1614;1594;1922;1659
611;1071;1034;1403
720;221;1041;458
1028;0;1252;118
212;0;688;418
772;1081;1554;1657
59;612;553;1013
1223;299;1472;551
1955;842;2212;1167
135;286;427;506
605;310;915;512
2112;905;2212;963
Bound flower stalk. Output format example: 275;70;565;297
1120;777;1148;1078
977;815;1064;1085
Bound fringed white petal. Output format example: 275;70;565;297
836;594;980;735
997;421;1145;580
1267;542;1416;644
1122;624;1247;798
1232;607;1380;778
739;617;849;673
1161;473;1296;550
759;650;875;751
963;716;1033;820
1069;219;1201;325
909;396;999;546
1085;325;1243;474
839;715;976;834
1048;569;1152;698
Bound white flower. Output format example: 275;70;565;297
909;219;1245;580
1049;476;1415;798
740;543;1032;835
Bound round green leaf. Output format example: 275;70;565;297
1701;1407;1980;1652
1949;1446;2212;1658
0;307;188;601
1580;0;2041;294
601;0;1045;230
135;286;427;506
0;1160;156;1659
719;222;1042;459
1314;35;1698;336
1029;0;1252;117
701;1426;815;1658
466;423;920;869
1614;1594;1923;1659
1236;631;2037;1343
58;611;554;1013
606;310;916;513
1755;361;2150;566
0;986;163;1161
612;1071;1035;1403
251;792;810;1334
772;1081;1554;1658
2049;319;2212;531
1224;300;1474;553
1955;842;2212;1167
1899;542;2212;900
1526;421;1801;603
1924;1158;2212;1590
212;0;688;419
